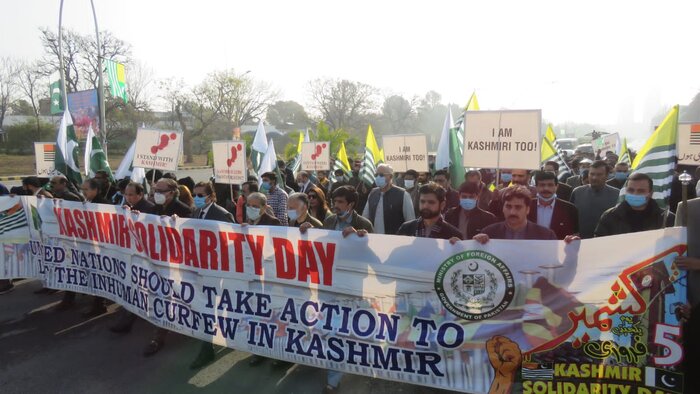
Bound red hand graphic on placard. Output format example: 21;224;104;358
226;144;243;167
311;143;327;160
150;133;178;154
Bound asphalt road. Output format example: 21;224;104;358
0;279;455;394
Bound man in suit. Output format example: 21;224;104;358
543;161;573;201
528;171;579;240
445;181;497;240
49;175;81;201
474;186;559;243
296;171;313;194
675;197;700;392
188;181;235;369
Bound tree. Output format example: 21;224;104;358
380;95;417;134
282;121;361;161
213;69;278;128
267;100;312;131
0;57;19;132
308;78;377;131
16;61;47;140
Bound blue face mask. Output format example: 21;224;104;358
261;181;271;192
537;193;557;203
614;171;628;181
460;198;477;211
501;173;512;183
375;175;387;188
194;196;207;209
625;193;648;208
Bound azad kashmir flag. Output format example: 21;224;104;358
359;125;383;186
49;81;64;115
541;124;572;179
630;105;679;209
330;141;352;183
84;125;114;181
54;109;82;185
288;131;305;176
104;59;128;103
251;120;268;175
617;137;631;165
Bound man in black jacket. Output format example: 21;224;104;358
595;172;674;237
445;182;497;240
528;171;579;240
49;175;81;201
397;182;462;242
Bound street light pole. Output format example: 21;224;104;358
680;171;693;226
57;0;68;112
90;0;108;156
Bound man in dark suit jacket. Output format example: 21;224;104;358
445;181;497;240
543;161;573;201
121;182;157;214
527;171;579;240
474;186;558;243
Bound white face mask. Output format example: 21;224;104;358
287;209;299;222
154;192;167;205
404;179;415;189
246;206;261;221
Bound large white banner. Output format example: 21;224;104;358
301;141;330;171
132;128;183;171
678;123;700;165
463;110;541;170
34;142;61;177
0;196;690;394
382;135;428;172
212;140;247;184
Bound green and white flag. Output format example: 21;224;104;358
104;59;128;103
359;125;382;186
50;81;64;115
114;141;146;184
617;137;631;165
628;105;678;209
54;109;82;185
251;119;268;174
84;124;114;181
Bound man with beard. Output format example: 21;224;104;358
527;171;579;240
397;182;462;242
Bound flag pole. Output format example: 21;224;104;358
57;0;69;179
90;0;108;157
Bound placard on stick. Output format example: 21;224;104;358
34;142;61;177
301;141;330;171
133;128;183;172
462;110;541;170
592;133;620;156
382;134;428;172
212;140;247;184
678;122;700;165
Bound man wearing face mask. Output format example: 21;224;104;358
464;169;493;210
362;164;415;235
296;171;313;194
445;182;497;240
287;193;322;228
594;172;674;237
321;186;373;236
397;182;462;242
244;192;281;226
527;171;579;240
260;172;288;226
606;162;630;189
566;158;592;188
403;169;420;216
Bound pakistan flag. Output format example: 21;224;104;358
54;109;83;185
84;124;113;181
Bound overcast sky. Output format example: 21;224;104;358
2;0;699;142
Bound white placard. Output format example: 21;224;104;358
301;141;330;171
678;122;700;165
132;128;183;171
34;142;61;177
212;140;247;184
592;132;619;155
462;110;541;170
381;134;428;172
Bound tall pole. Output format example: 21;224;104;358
90;0;108;156
57;0;68;112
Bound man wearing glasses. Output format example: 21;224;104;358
362;163;415;235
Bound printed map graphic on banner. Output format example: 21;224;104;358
212;140;246;184
67;89;99;140
0;196;689;394
132;128;183;171
34;142;61;177
382;135;428;172
301;141;330;171
678;123;700;164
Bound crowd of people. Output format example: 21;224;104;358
0;152;699;393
